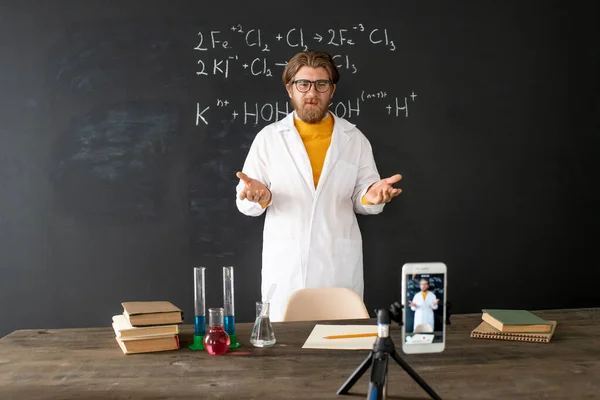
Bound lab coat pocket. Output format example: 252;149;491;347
334;238;363;292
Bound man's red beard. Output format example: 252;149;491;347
291;98;330;123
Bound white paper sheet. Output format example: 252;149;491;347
302;324;379;350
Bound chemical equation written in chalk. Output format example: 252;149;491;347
194;24;396;79
191;23;418;127
196;91;418;126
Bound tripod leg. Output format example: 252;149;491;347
337;353;373;395
367;353;388;400
390;351;442;400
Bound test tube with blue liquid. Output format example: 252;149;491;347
223;266;241;349
188;267;206;351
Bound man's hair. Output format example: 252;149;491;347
419;278;430;284
282;50;340;86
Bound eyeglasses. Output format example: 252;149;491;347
291;79;333;93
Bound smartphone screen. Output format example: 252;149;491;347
404;273;446;346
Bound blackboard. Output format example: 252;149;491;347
0;1;598;337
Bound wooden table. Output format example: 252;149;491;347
0;308;599;399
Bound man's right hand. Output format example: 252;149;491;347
236;172;271;204
409;301;416;308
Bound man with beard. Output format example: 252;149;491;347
235;51;402;321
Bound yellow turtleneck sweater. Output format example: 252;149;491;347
294;114;334;188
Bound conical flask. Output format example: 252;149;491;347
250;301;276;347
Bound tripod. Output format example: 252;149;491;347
337;307;442;400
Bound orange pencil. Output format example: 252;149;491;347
323;332;378;340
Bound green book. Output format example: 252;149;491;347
481;309;552;333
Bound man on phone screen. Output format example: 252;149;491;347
409;278;439;332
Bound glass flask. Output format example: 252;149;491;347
204;307;230;355
250;301;276;347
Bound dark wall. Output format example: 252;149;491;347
0;1;598;337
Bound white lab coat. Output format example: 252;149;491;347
236;112;385;321
410;291;438;331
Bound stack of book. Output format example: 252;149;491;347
470;309;557;343
113;301;183;354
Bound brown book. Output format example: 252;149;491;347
112;315;179;339
122;301;183;326
471;320;557;343
116;335;180;354
481;309;553;333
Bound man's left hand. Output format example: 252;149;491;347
364;174;402;205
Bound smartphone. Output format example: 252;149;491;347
401;262;447;354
